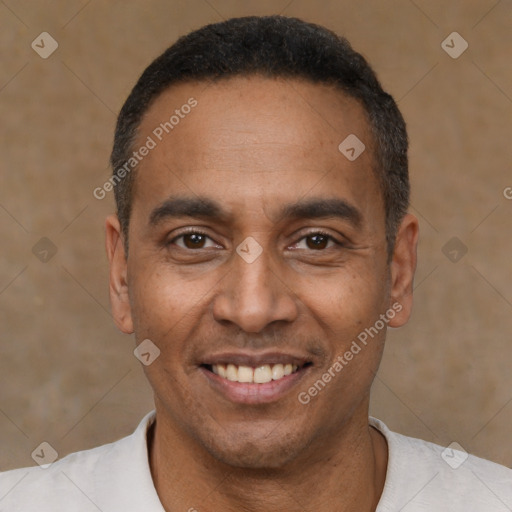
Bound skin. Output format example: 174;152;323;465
105;76;418;511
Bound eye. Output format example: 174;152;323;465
169;231;221;250
292;232;341;250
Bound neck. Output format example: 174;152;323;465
148;407;388;512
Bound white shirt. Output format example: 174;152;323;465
0;411;510;511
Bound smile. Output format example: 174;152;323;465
199;353;314;403
208;363;300;384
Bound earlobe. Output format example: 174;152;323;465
387;213;419;328
105;214;134;334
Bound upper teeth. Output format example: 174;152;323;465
211;363;299;383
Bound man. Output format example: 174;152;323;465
1;15;510;512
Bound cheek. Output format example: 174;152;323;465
300;268;386;338
128;264;215;345
128;269;203;390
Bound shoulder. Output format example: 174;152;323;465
0;411;163;512
0;440;121;511
371;417;512;512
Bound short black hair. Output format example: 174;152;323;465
110;15;409;256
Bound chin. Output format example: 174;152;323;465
196;422;310;470
206;440;300;469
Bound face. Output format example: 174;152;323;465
106;76;418;469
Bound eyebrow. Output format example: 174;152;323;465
278;197;362;227
149;196;362;228
149;197;230;226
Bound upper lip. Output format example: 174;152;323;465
200;351;312;368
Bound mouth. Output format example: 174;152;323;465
199;354;313;404
203;362;309;383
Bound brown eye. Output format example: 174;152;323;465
290;232;341;251
170;231;219;250
182;233;207;249
305;234;330;250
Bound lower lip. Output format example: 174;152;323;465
200;366;310;404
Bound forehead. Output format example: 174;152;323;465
131;76;382;223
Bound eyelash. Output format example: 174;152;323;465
168;229;343;251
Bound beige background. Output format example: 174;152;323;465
1;0;511;471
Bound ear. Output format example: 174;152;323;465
105;214;134;334
387;213;419;328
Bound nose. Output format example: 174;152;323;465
212;244;298;333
